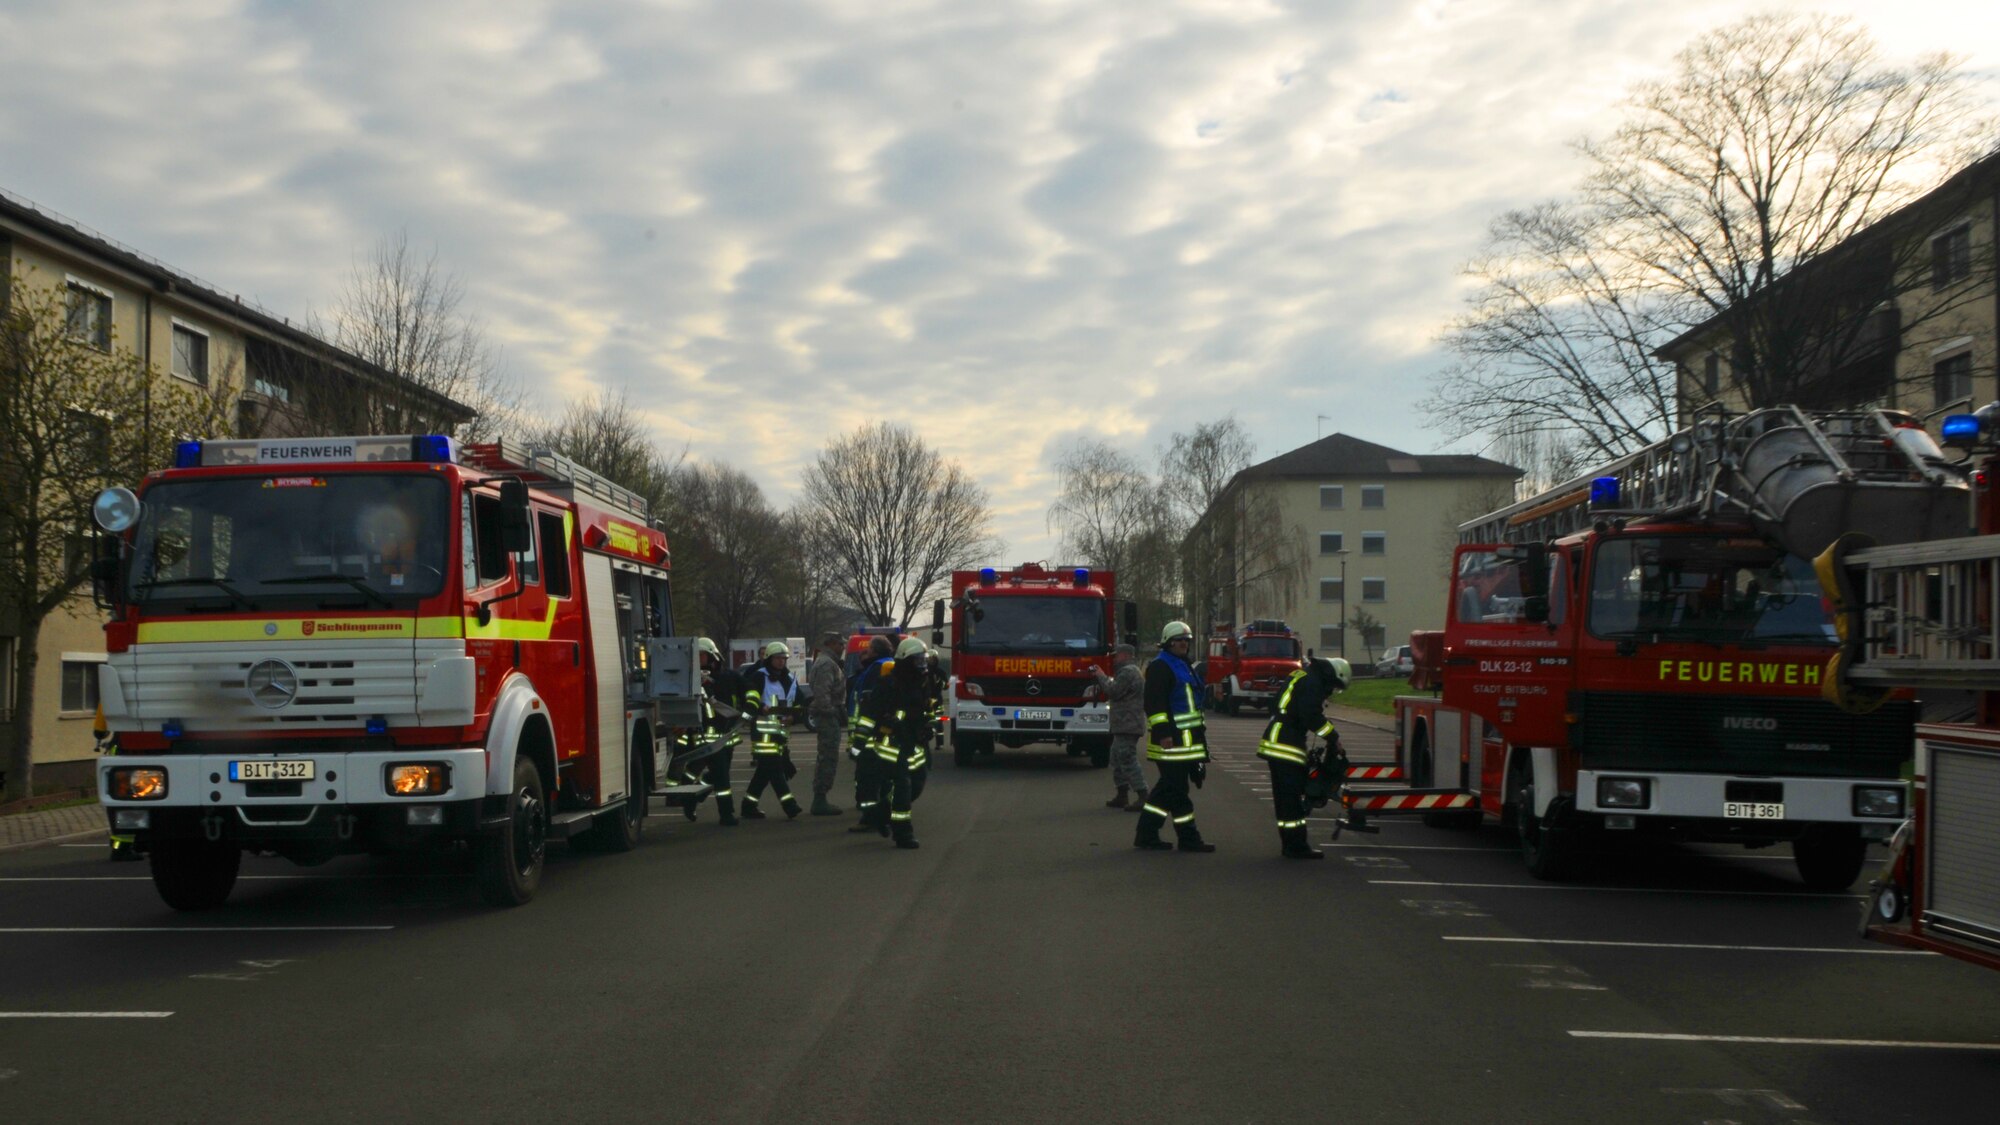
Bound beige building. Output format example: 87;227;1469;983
1;189;471;792
1214;434;1520;666
1664;152;1998;422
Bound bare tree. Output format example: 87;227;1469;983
1347;607;1384;664
1431;14;1990;453
1046;438;1179;633
1162;418;1306;632
676;463;785;646
802;422;1000;627
764;506;841;642
0;273;234;801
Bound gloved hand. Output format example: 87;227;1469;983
1190;761;1207;788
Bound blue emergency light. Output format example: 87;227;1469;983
162;718;183;739
1589;476;1621;508
1073;568;1090;587
413;434;456;462
173;440;203;468
366;716;389;735
1941;414;1982;448
980;568;998;586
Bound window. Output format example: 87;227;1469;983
1319;625;1341;650
1319;485;1343;509
61;524;90;581
1362;578;1386;602
1702;354;1720;396
65;279;111;350
60;657;104;714
471;492;511;585
517;510;541;587
64;409;111;462
1933;225;1971;289
171;322;209;385
1318;532;1343;555
1361;485;1385;510
539;512;571;598
1935;352;1973;408
1362;531;1386;555
1319;577;1344;602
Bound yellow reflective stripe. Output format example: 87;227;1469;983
1257;741;1307;764
713;788;732;797
462;594;559;641
1317;721;1336;738
1141;804;1170;818
138;616;433;643
1148;712;1170;725
1276;818;1308;829
1173;812;1196;824
890;811;912;821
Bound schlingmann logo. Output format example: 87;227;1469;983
300;620;405;637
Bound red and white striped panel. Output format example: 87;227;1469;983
1344;765;1404;780
1343;791;1477;811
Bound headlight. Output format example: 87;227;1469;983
1852;785;1905;818
386;763;451;796
961;681;984;698
1596;777;1649;809
108;767;168;801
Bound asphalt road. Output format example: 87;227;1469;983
2;714;1996;1124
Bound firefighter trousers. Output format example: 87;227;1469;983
745;753;800;814
886;752;919;843
703;748;737;823
1136;760;1204;845
1268;761;1311;853
853;748;885;824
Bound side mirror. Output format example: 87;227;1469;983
90;533;122;609
1496;542;1550;599
498;479;533;554
1122;600;1138;646
931;598;945;646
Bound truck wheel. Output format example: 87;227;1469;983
584;744;648;854
952;731;985;767
1088;738;1111;769
150;840;241;911
1223;693;1239;716
1793;825;1865;891
1511;774;1575;881
477;757;548;907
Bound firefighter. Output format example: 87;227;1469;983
845;636;896;834
1258;656;1350;860
680;638;744;826
854;637;934;849
739;641;803;819
1136;621;1215;853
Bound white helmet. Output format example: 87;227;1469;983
695;637;720;659
1312;656;1352;692
1160;620;1193;645
762;640;791;660
896;637;927;660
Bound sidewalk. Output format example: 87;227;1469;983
0;801;106;853
1331;704;1394;733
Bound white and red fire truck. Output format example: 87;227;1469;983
1349;407;1960;890
947;563;1136;768
91;435;707;910
1203;620;1303;715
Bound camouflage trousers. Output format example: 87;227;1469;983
812;715;844;796
1110;734;1147;794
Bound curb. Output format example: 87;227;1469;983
0;826;107;854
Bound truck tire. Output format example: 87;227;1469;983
1511;774;1575;881
583;744;648;854
477;756;548;907
1793;825;1866;891
952;731;989;767
1088;738;1111;769
1223;691;1239;716
150;840;241;911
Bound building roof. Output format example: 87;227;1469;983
1237;432;1520;481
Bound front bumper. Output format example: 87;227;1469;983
951;702;1109;740
1577;769;1906;833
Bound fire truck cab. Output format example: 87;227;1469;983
1204;620;1303;715
92;435;707;910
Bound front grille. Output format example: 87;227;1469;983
1725;780;1783;804
971;677;1090;703
1574;692;1913;778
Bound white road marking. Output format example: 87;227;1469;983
0;926;392;933
0;1012;172;1018
1370;880;1856;899
1571;1030;2000;1051
0;875;458;883
1446;936;1929;955
1330;843;1510;852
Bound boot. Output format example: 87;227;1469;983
682;799;700;822
1282;826;1323;860
1178;839;1217;853
1135;837;1174;851
1106;787;1130;809
895;834;921;850
782;795;803;820
1127;790;1147;812
811;794;844;816
740;800;767;820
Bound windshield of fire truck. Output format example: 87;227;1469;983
127;474;451;607
962;596;1106;653
1240;636;1300;659
1588;536;1836;645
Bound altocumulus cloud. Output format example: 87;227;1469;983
0;0;1987;554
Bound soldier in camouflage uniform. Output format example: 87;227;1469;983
807;632;847;816
1091;644;1148;810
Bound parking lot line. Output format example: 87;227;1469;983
1569;1031;2000;1051
0;926;393;933
1445;936;1928;955
1369;880;1854;899
0;1012;172;1018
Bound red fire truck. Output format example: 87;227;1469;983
947;563;1135;768
90;435;708;910
1350;407;1961;890
1204;620;1303;715
1827;404;2000;970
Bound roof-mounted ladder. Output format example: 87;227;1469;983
462;440;650;520
1843;535;2000;690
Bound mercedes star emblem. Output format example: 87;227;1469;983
246;659;300;710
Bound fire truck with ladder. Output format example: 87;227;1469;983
947;563;1137;768
90;434;709;910
1823;403;2000;970
1344;407;1962;890
1204;620;1303;715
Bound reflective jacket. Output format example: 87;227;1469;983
1144;653;1208;762
847;656;891;749
855;665;933;770
1258;667;1334;766
678;665;743;751
739;663;796;755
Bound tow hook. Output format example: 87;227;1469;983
336;814;357;841
201;815;224;842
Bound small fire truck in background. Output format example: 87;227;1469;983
1355;407;1959;890
1204;620;1303;715
1827;404;2000;971
947;563;1136;768
91;435;707;910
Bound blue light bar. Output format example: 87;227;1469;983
412;434;455;462
1589;476;1620;508
980;568;998;586
162;718;183;739
1941;414;1981;447
173;441;203;468
1073;567;1090;587
366;716;389;735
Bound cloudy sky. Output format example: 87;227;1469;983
1;0;1993;556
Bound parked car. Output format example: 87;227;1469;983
1374;644;1414;678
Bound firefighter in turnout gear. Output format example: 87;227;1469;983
846;635;896;833
1258;656;1350;859
739;641;803;819
854;637;934;849
681;638;745;826
1136;621;1215;853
